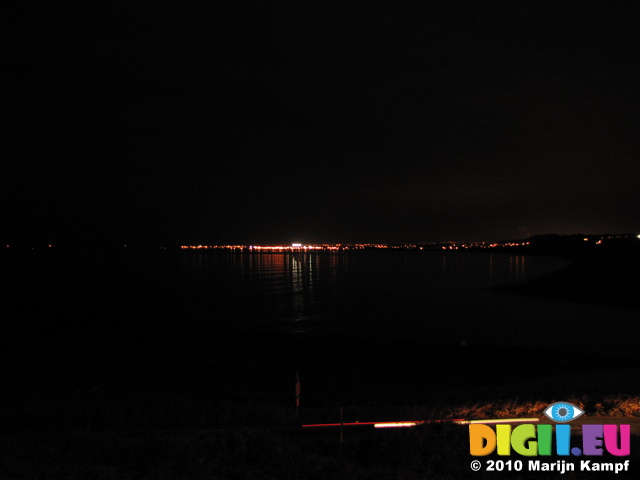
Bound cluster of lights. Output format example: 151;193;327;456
584;234;638;245
250;245;333;251
180;245;245;250
179;243;402;251
436;242;531;250
180;244;346;251
179;236;640;252
4;235;640;251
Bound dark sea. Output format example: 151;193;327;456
3;248;640;411
171;251;565;341
4;249;638;359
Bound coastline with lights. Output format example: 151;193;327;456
177;233;640;254
3;233;638;254
176;235;640;310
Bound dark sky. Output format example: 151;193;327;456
5;2;640;245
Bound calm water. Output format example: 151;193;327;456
174;251;566;340
8;250;639;353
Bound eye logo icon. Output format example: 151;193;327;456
544;402;585;423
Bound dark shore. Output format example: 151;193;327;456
498;248;640;309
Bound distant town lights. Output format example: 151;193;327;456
291;243;302;247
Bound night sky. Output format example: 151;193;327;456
6;2;640;245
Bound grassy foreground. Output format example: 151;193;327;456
2;329;639;478
1;388;639;479
2;330;639;478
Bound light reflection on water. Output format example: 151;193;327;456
12;249;638;353
177;252;568;338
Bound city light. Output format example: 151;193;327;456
175;234;636;253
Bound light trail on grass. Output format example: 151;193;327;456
302;418;539;429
